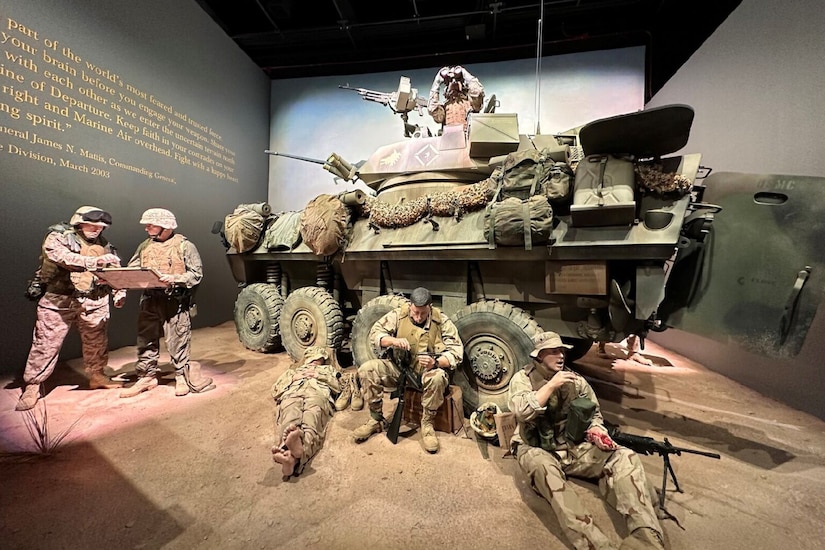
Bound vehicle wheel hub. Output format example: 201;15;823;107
470;347;503;384
293;312;314;343
244;306;263;334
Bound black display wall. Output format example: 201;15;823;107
0;0;270;374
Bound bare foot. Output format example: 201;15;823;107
628;352;653;366
277;424;298;448
284;427;304;459
272;448;298;476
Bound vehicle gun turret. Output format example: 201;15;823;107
340;76;431;138
265;150;359;183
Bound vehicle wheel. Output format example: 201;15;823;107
280;286;344;361
351;294;410;367
564;337;594;363
233;283;283;352
453;300;543;414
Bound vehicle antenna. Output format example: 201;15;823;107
534;2;544;135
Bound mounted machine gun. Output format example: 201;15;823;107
340;76;431;138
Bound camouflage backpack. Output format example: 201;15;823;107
224;203;271;253
300;194;350;257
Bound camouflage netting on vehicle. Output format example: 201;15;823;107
350;148;575;231
224;203;271;253
300;194;351;256
360;179;493;229
636;164;693;195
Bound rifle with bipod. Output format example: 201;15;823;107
607;424;720;521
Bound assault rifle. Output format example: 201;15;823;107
607;425;720;518
386;350;423;444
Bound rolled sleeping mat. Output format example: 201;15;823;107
239;202;272;216
338;190;367;206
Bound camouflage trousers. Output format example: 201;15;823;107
515;442;662;550
136;293;192;376
357;358;449;412
276;387;334;469
23;292;111;384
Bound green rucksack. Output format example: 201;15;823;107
483;196;554;250
493;148;571;203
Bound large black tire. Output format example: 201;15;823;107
233;283;283;352
564;337;594;363
453;300;543;414
280;286;344;361
350;294;410;367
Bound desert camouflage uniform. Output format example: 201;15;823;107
271;359;340;471
427;65;485;129
22;229;124;384
358;304;463;415
127;234;202;377
509;363;662;550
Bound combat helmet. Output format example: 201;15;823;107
139;208;177;229
69;206;112;227
470;402;501;439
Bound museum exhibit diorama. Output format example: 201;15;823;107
2;1;825;549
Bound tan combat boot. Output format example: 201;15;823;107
350;376;364;411
15;384;41;411
421;409;439;453
353;407;384;442
620;527;665;550
88;372;123;390
334;373;352;411
175;372;190;396
119;375;158;398
353;418;383;442
184;361;214;393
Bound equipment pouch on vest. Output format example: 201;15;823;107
565;397;597;444
25;272;46;301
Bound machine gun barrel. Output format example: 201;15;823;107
338;84;391;106
609;430;721;459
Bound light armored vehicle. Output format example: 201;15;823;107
220;76;719;412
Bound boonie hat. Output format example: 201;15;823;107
530;331;573;358
410;287;432;307
303;346;329;363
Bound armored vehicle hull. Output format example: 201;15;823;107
224;104;717;413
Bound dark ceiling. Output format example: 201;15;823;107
195;0;741;100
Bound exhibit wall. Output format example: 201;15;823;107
0;0;270;374
268;48;645;211
646;0;825;418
